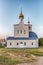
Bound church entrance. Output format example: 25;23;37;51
19;42;24;48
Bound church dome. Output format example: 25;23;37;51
19;10;24;19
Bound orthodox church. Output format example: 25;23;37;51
6;10;38;48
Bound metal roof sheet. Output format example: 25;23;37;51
7;32;38;40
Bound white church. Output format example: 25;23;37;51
6;10;38;48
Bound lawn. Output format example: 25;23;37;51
0;46;43;65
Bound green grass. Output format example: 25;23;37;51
0;46;43;65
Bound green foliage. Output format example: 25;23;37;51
0;42;7;48
39;38;43;46
0;43;4;48
4;42;7;47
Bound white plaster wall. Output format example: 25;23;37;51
36;39;38;48
6;39;38;48
14;22;29;37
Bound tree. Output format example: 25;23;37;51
39;38;43;46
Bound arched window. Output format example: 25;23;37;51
32;42;33;45
10;42;12;45
21;30;22;33
17;42;18;45
29;26;31;30
24;30;26;34
24;42;26;45
17;30;19;34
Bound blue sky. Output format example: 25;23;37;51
0;0;43;37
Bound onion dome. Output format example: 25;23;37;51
19;10;24;19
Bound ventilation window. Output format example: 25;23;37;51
20;42;23;44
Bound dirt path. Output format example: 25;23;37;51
32;56;43;65
17;56;43;65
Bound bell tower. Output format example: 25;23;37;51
28;17;32;32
